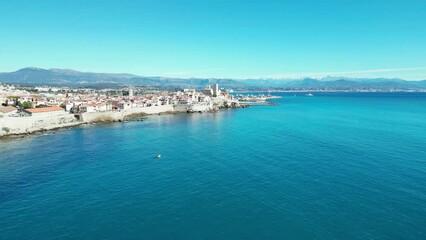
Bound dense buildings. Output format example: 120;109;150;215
0;83;238;136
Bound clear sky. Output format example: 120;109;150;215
1;0;426;80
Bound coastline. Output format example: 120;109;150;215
0;103;245;139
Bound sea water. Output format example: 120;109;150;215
1;92;425;239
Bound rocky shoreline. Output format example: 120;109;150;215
0;103;248;139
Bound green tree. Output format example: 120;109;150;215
18;101;33;109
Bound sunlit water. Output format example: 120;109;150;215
1;92;425;239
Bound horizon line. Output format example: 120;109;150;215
1;66;426;81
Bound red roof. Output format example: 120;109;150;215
24;106;64;114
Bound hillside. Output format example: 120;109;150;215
1;68;425;90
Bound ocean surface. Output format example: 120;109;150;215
1;92;425;239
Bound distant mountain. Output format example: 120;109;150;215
241;78;426;90
0;67;425;90
0;68;247;89
0;67;137;85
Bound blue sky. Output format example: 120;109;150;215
1;0;426;80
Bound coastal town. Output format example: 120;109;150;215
0;83;243;136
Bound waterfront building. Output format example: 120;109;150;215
23;106;66;117
177;98;191;105
79;104;96;113
117;101;132;110
78;103;111;113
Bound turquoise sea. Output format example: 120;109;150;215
1;92;425;239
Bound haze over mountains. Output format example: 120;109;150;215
1;67;425;90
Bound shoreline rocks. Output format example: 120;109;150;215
0;101;265;138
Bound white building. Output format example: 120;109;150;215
79;104;96;113
79;103;112;113
23;106;66;117
117;101;132;110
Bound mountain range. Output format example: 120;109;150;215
1;67;426;90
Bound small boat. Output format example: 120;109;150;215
306;93;314;97
156;154;161;158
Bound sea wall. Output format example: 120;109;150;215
79;105;175;123
174;103;215;112
0;114;81;136
191;103;215;112
124;105;174;115
0;103;220;137
78;111;124;123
